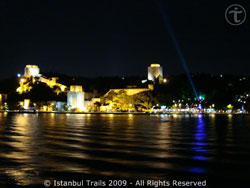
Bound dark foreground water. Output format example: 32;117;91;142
0;113;249;188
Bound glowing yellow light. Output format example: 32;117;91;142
80;106;86;111
70;85;83;92
148;84;154;90
43;106;47;111
173;114;178;118
18;101;23;107
60;85;66;91
210;114;215;118
163;78;167;83
150;64;160;67
26;65;38;68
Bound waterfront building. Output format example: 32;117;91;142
148;64;163;83
56;102;66;111
104;84;153;97
85;98;101;111
101;85;154;112
67;85;85;111
23;99;30;110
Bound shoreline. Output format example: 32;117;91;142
0;110;248;116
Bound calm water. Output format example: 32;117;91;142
0;113;249;187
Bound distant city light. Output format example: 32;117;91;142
163;78;167;83
227;104;233;109
161;105;166;109
241;105;245;111
198;104;202;109
141;79;147;83
198;95;205;101
17;73;21;77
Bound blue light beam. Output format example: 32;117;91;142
156;0;198;99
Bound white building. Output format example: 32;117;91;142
67;85;85;111
24;65;40;77
148;64;163;82
23;99;30;110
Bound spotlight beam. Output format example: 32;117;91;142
156;0;198;99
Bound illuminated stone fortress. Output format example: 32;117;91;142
24;65;40;77
148;64;163;83
67;86;85;111
17;65;67;94
14;63;165;112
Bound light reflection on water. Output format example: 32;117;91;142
0;113;250;187
190;116;207;173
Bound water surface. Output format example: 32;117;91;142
0;113;249;187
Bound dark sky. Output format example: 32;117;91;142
0;0;249;79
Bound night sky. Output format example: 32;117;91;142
0;0;249;79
